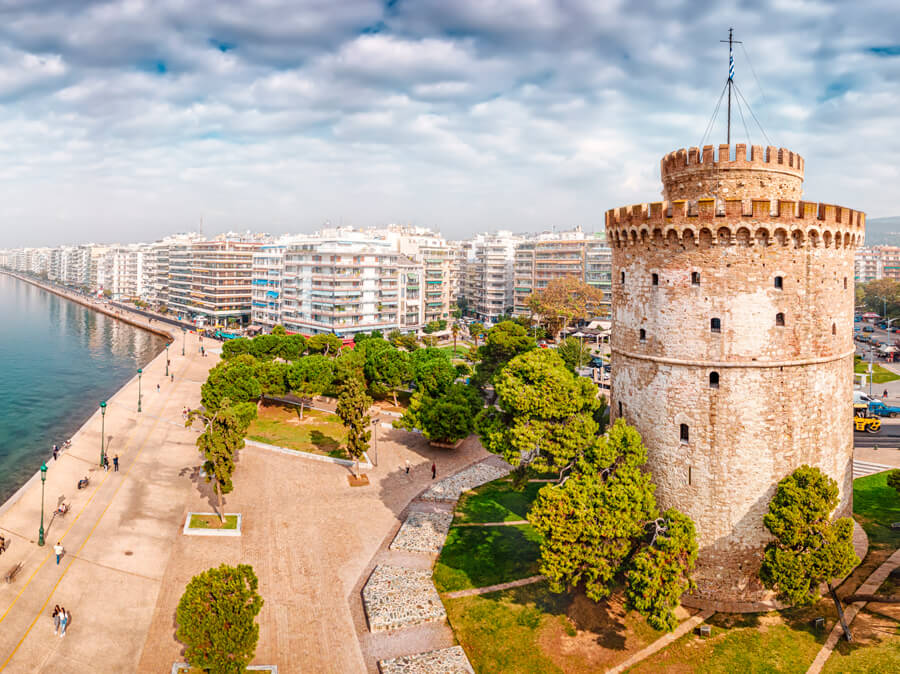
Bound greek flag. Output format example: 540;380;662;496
729;49;734;81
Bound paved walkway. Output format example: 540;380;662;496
0;288;206;673
806;547;900;674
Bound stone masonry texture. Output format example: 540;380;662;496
607;143;864;604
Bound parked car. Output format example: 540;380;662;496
854;390;879;405
868;400;900;418
863;326;875;333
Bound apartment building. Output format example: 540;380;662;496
250;230;425;336
386;226;462;324
462;231;521;324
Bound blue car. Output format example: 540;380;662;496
868;400;900;417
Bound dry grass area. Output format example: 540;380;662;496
246;402;348;459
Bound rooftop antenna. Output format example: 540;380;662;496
720;28;742;145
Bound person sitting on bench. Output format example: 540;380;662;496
77;477;89;490
0;535;6;552
55;503;69;516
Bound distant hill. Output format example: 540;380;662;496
864;217;900;246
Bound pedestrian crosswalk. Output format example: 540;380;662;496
853;459;895;478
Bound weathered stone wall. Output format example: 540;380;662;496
661;143;803;202
607;146;863;604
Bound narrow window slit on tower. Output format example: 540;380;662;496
680;424;689;443
776;312;785;327
652;273;659;286
843;277;847;289
692;271;700;286
621;271;625;284
774;276;783;289
710;317;721;333
618;401;623;417
832;323;836;335
688;466;693;486
639;328;646;342
709;371;719;388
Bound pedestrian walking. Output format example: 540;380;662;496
53;446;58;461
52;605;61;635
883;389;889;400
157;383;160;393
171;374;174;382
405;459;410;475
53;541;63;565
431;462;436;480
59;608;68;637
113;455;119;472
103;454;110;472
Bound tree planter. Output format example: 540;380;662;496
182;512;242;537
429;438;466;449
172;664;277;673
348;474;370;487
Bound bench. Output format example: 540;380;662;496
4;562;23;584
891;522;900;530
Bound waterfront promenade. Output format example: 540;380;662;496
0;280;491;672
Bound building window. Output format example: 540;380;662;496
691;271;700;286
776;312;785;327
652;273;659;286
621;271;625;284
709;371;719;388
710;317;721;333
680;424;689;443
774;276;783;289
639;328;646;342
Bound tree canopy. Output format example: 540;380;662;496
336;377;372;477
397;382;482;444
477;348;601;473
287;355;335;417
759;465;859;606
528;419;697;631
364;343;412;405
474;320;536;386
411;347;457;398
176;563;263;674
307;333;343;356
888;469;900;497
201;355;262;411
857;278;900;317
556;335;593;371
527;277;606;339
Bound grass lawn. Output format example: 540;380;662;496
854;356;900;383
433;524;542;592
439;344;470;359
852;471;900;550
246;403;348;459
628;609;827;673
455;480;545;523
822;608;900;673
188;514;238;530
445;581;668;673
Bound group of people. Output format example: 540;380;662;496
51;605;70;637
101;454;119;472
51;439;71;461
0;533;7;553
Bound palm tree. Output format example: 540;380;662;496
451;321;460;358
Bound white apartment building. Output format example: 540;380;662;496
461;231;521;324
251;230;425;336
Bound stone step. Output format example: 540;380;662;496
378;646;474;674
389;511;454;554
362;565;446;632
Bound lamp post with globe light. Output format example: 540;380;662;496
38;464;47;546
137;368;142;413
99;401;107;467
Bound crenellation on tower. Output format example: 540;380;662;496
609;144;863;609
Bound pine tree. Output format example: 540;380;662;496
176;564;263;674
336;378;372;477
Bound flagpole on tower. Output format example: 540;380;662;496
721;28;742;145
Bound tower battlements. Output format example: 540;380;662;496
660;144;804;201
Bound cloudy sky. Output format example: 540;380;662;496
0;0;897;246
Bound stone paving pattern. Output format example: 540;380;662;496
378;646;474;674
363;565;447;632
419;462;510;502
389;512;454;553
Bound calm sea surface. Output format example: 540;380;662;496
0;275;165;503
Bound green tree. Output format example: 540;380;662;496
334;347;365;388
858;278;900;317
275;334;307;361
411;347;456;397
176;563;263;674
365;345;412;406
286;355;335;418
191;401;257;521
760;465;859;607
307;333;343;356
249;334;281;360
336;378;372;478
419;384;482;444
221;337;252;360
556;336;592;370
470;322;485;349
887;469;900;497
451;321;460;356
271;324;287;336
255;361;288;396
201;355;261;412
477;349;599;473
528;419;697;631
527;276;606;339
474;320;536;386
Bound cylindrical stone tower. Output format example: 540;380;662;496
607;143;865;609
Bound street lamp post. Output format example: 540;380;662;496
100;401;107;467
165;343;170;376
38;464;47;546
371;416;379;467
137;368;142;413
182;327;186;356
